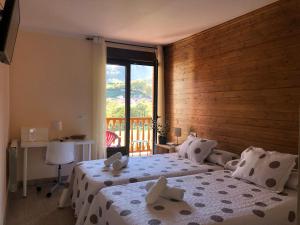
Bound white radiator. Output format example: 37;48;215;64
8;139;18;192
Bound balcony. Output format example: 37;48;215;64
106;117;153;156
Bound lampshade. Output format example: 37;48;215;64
52;120;63;131
174;127;181;137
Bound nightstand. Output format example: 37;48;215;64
154;144;176;154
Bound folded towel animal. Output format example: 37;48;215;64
145;181;185;201
112;156;129;170
104;152;122;167
145;176;167;205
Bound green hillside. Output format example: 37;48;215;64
106;80;153;118
106;80;152;99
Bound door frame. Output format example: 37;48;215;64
106;58;158;156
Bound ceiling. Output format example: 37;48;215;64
20;0;277;45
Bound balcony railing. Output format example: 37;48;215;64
106;117;152;155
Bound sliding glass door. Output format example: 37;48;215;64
106;60;157;157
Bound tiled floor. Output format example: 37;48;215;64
6;185;75;225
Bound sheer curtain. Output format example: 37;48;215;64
92;37;107;159
157;46;165;123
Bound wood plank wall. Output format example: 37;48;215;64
164;0;300;154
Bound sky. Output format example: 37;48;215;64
106;64;153;82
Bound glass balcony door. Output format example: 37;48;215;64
106;63;129;157
130;64;154;156
106;61;156;157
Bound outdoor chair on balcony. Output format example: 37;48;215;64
106;131;121;147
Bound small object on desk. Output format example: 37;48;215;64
21;127;48;142
50;138;64;142
69;134;86;140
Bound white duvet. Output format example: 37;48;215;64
84;170;297;225
59;153;223;225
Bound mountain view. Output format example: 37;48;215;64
106;64;153;118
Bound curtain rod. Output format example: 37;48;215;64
85;36;157;50
105;40;157;50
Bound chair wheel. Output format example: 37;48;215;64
46;192;52;198
36;186;42;192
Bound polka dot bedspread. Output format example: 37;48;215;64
83;170;297;225
58;153;223;225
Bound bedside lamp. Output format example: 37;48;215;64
174;127;181;145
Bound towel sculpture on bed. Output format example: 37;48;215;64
145;181;185;202
145;176;186;204
112;156;129;170
104;152;122;167
145;176;168;204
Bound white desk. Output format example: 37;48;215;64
20;140;95;197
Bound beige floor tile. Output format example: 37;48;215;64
6;185;75;225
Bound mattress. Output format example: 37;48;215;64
83;170;297;225
59;153;223;225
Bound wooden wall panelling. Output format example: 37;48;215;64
164;0;300;154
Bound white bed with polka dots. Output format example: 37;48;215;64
83;170;297;225
59;153;224;225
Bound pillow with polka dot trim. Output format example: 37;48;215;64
206;149;240;166
177;135;197;158
232;146;297;193
186;138;218;163
224;159;240;171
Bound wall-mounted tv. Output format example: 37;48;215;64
0;0;20;65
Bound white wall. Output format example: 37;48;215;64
0;63;9;225
10;30;93;181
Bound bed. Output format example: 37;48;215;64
59;153;224;224
83;170;297;225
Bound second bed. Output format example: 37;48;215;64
59;152;225;225
83;170;297;225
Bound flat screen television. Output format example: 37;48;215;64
0;0;20;65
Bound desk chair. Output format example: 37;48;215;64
45;141;75;197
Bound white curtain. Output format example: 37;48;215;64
92;37;107;159
156;46;165;123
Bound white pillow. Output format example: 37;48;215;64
232;147;296;193
186;138;217;164
285;169;297;190
294;155;298;169
206;149;240;166
177;135;196;158
224;159;240;171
